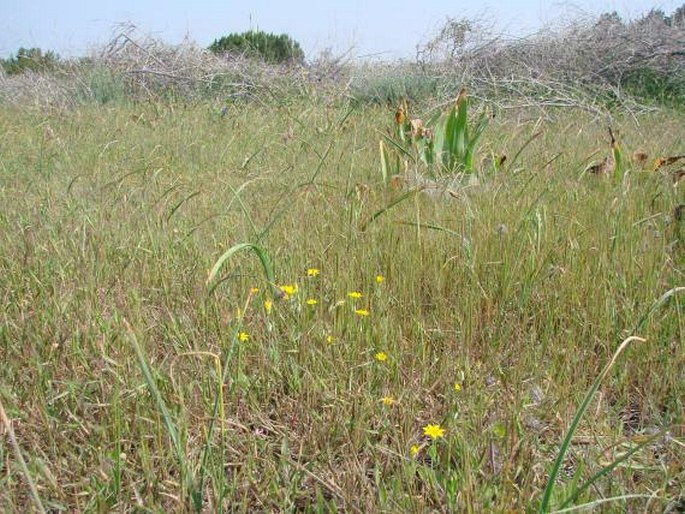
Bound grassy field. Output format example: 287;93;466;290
0;97;683;512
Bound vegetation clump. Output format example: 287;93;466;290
0;47;60;75
208;30;305;64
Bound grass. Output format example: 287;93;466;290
0;97;683;512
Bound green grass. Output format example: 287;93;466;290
0;97;683;512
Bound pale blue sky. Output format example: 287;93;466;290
1;1;681;60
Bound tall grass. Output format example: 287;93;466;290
0;97;682;511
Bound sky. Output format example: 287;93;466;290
1;1;682;61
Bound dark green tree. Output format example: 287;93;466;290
208;30;304;64
0;47;60;75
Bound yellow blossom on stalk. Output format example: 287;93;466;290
381;396;395;406
375;351;388;362
410;444;420;457
347;291;363;299
423;424;445;440
376;275;384;284
238;331;249;342
355;309;369;317
326;335;334;344
279;284;298;298
250;287;259;294
454;383;462;393
306;298;318;306
264;300;273;314
306;268;320;277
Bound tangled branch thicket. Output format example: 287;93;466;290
1;11;684;112
95;24;320;102
412;10;685;113
0;25;318;109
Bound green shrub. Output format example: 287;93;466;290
620;68;685;107
208;30;304;65
74;67;129;105
1;47;60;75
350;66;446;106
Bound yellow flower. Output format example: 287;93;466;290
381;396;395;406
306;298;318;306
410;444;420;457
347;291;363;299
355;309;370;317
423;424;445;440
306;268;320;277
376;275;384;284
238;331;249;342
264;300;273;314
454;383;462;393
279;284;298;298
250;287;259;294
326;335;334;344
374;351;388;362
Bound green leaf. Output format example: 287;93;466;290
207;242;276;297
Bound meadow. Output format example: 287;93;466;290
0;93;683;512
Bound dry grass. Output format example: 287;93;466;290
0;95;683;512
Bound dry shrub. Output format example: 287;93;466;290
415;10;685;115
0;23;321;108
2;12;684;113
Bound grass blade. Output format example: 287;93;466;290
0;396;47;514
453;91;468;159
380;140;390;184
359;188;422;231
631;286;684;334
551;494;659;513
506;130;543;172
381;133;414;161
538;336;646;513
124;319;194;503
195;292;254;511
207;242;276;296
610;127;623;183
396;221;463;238
166;190;201;222
558;430;666;509
465;112;488;172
